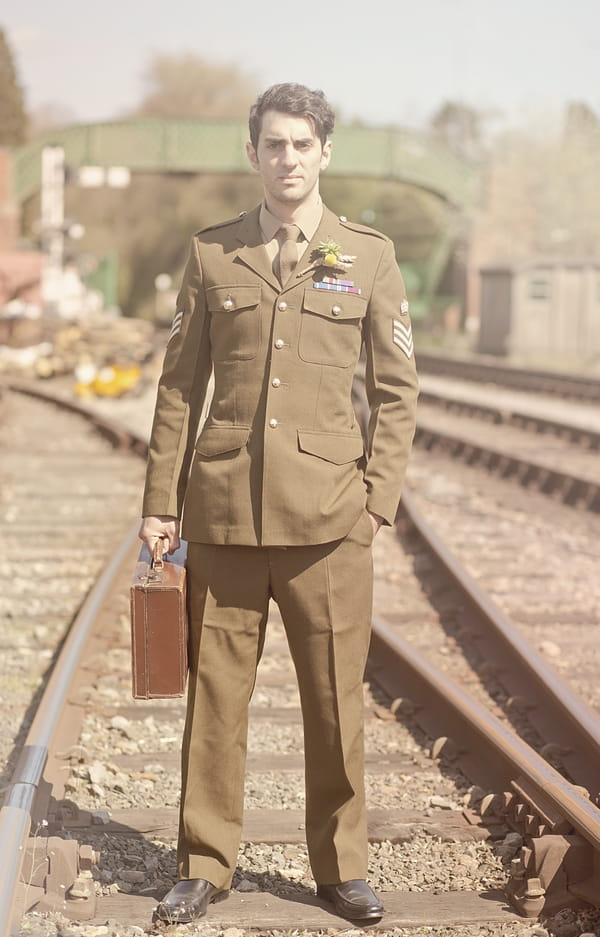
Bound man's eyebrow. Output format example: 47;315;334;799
262;135;315;144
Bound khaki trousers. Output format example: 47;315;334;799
178;509;374;889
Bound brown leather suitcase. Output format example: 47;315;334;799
130;540;188;699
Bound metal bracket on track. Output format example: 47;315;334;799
482;776;599;917
18;835;97;921
506;832;595;918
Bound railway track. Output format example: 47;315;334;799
418;375;600;450
416;351;600;403
2;379;600;936
414;379;600;513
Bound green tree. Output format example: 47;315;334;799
0;27;27;145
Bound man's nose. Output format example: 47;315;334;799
281;145;298;166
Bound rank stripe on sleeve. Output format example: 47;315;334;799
392;318;414;358
168;310;184;343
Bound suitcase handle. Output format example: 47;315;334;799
152;538;165;572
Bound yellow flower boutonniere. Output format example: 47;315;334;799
317;238;356;270
297;238;357;278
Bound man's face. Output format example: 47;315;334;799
246;109;332;209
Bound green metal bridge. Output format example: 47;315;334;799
10;118;478;316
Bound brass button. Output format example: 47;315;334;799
331;304;342;316
278;301;288;311
272;377;281;387
223;296;234;311
269;418;278;428
274;339;284;349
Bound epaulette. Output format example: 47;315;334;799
195;211;247;236
337;216;388;240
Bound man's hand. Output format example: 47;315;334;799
367;511;384;538
139;515;181;555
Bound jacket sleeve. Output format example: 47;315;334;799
362;237;419;525
142;236;212;518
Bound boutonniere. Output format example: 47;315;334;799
297;237;357;277
317;238;356;270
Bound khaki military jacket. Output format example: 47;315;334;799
142;204;418;546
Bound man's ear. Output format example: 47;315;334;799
246;141;259;171
320;139;333;171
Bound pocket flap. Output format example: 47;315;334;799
298;430;364;464
302;289;367;321
207;285;261;312
196;425;251;456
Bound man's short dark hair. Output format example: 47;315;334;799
249;83;335;150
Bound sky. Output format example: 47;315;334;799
3;0;600;132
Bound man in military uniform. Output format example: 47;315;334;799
139;82;418;923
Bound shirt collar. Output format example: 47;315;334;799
259;198;323;244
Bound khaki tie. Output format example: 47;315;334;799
276;223;301;285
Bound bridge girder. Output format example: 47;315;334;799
10;117;477;208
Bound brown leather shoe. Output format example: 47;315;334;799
317;879;384;921
155;878;228;923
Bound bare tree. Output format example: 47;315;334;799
28;101;78;137
132;53;257;120
430;100;483;159
472;100;600;266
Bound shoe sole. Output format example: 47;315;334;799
333;908;384;922
317;900;383;920
316;892;384;921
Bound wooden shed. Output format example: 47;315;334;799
477;259;600;361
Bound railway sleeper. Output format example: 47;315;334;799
17;835;98;921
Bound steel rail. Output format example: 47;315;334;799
0;523;140;937
417;389;600;450
398;489;600;800
415;352;600;403
414;419;600;511
369;614;600;852
2;380;149;458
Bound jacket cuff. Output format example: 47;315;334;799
365;496;396;528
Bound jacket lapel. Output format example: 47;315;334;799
291;206;343;290
234;204;345;293
234;206;280;291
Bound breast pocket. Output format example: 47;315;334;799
207;285;261;361
299;289;367;367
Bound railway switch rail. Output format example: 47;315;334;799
370;616;600;917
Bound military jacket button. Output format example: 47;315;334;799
274;339;284;349
278;301;288;311
269;418;278;428
223;297;234;311
331;305;342;316
272;377;281;387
